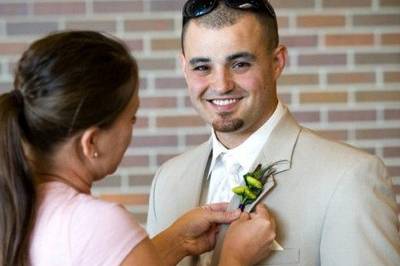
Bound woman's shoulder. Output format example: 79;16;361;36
37;181;147;248
32;181;148;265
60;183;148;265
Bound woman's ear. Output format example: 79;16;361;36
273;44;287;80
80;127;100;160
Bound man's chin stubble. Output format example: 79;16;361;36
212;118;244;132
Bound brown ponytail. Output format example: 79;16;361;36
0;91;36;266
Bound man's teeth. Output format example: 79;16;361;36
211;99;238;106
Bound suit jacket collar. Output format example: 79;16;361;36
253;106;301;174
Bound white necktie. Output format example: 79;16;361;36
222;153;243;185
208;152;245;204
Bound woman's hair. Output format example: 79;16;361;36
0;30;137;266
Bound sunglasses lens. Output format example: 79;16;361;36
226;0;276;17
227;0;261;8
184;0;216;17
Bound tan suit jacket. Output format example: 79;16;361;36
147;107;400;265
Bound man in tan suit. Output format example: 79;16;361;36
147;1;400;265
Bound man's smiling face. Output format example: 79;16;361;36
181;14;283;144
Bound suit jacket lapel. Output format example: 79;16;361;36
176;139;213;214
247;107;301;211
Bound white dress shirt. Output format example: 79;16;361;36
207;101;285;204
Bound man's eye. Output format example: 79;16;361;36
193;65;210;72
233;62;250;69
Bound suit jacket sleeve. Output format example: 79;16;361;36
320;155;400;265
146;166;162;238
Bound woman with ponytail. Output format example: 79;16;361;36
0;31;276;266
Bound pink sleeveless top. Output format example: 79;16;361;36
29;181;147;266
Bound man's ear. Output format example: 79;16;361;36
273;44;287;80
80;127;100;160
180;53;188;80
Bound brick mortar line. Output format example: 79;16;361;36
315;0;322;10
309;106;398;111
311;122;400;129
320;68;328;88
376;146;384;159
148;151;158;171
376;66;384;88
142;35;151;54
59;17;66;30
120;173;130;192
376;107;385;124
320;107;328;124
298;106;400;112
145;73;155;92
286;47;400;53
0;59;8;80
114;166;156;175
0;22;5;36
117;165;159;174
116;16;124;35
142;0;151;12
372;0;379;10
176;91;187;109
84;0;92;15
147;114;156;132
287;50;299;70
177;131;185;148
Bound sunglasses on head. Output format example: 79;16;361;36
183;0;276;26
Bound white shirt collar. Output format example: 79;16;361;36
208;101;285;177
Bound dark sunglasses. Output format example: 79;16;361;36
183;0;276;26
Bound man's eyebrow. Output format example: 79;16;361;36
189;57;210;65
227;52;256;62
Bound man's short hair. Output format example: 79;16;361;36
181;1;279;54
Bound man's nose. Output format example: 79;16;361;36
211;68;234;93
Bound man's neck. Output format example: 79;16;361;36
216;109;278;149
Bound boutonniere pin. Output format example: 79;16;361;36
232;161;284;211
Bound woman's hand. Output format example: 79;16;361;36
152;202;240;266
219;204;276;266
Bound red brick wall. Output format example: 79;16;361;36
0;0;399;223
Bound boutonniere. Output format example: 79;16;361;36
232;161;284;211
